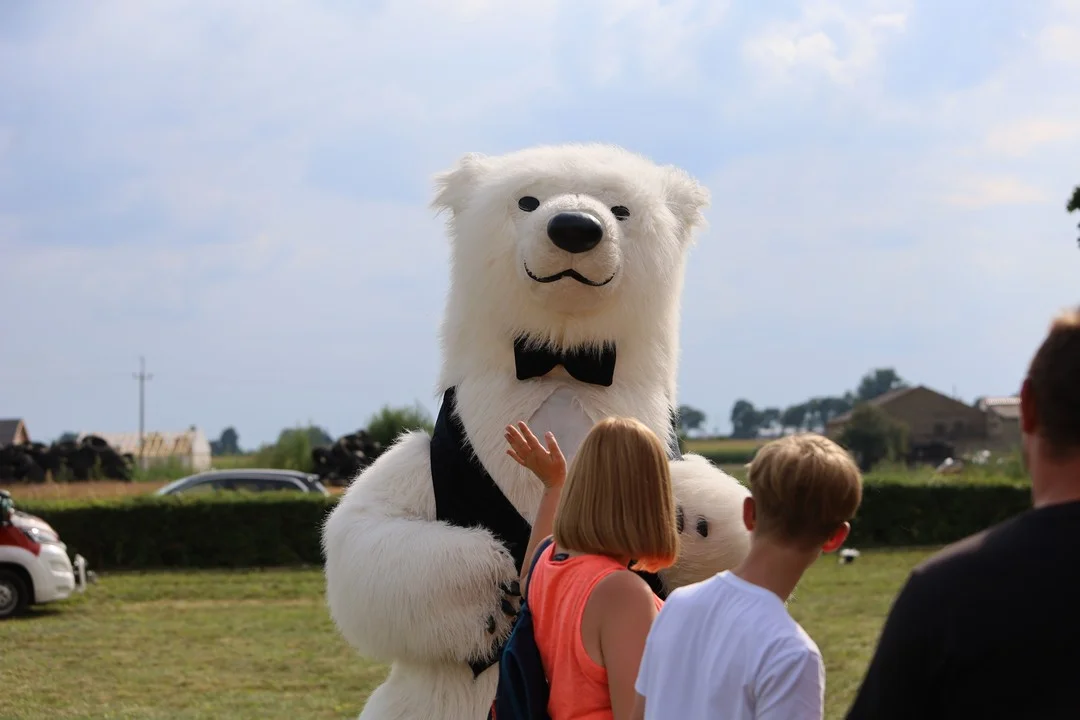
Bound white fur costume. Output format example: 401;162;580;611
323;144;751;720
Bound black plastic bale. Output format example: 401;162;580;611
0;444;46;483
309;428;387;487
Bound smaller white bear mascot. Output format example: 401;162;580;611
323;143;751;720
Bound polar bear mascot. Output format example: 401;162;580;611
323;143;751;720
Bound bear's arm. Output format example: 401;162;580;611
323;431;519;665
660;453;752;592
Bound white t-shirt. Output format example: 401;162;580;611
635;571;825;720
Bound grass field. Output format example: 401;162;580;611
2;549;933;719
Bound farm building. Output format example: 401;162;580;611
78;426;212;472
0;418;30;447
825;385;1003;454
976;395;1022;449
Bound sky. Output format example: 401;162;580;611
1;0;1078;447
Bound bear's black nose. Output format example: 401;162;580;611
547;212;603;254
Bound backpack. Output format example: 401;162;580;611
489;536;556;720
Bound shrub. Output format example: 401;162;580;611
252;427;318;473
365;404;435;448
838;404;908;472
22;493;335;570
847;483;1031;547
131;457;201;483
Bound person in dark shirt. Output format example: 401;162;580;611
846;306;1080;720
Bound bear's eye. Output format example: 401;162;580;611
518;196;540;212
611;206;630;221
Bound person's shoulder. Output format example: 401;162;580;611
913;507;1037;579
656;571;736;617
757;623;823;687
663;574;714;604
790;620;823;658
592;569;657;614
761;613;822;660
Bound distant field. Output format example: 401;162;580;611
6;480;170;501
210;454;261;469
684;437;767;454
3;480;347;502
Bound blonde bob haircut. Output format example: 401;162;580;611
552;417;679;573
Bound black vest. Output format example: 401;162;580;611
430;386;682;676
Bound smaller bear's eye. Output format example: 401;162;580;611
518;196;540;212
611;206;630;221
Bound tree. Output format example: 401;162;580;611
1069;185;1080;248
730;399;763;439
781;404;807;431
253;426;316;472
819;396;854;425
760;407;782;433
211;427;241;456
856;368;908;403
56;432;77;444
676;405;706;436
838;404;908;472
221;427;240;454
304;425;333;448
804;398;824;431
366;403;435;448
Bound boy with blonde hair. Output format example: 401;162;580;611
632;433;863;720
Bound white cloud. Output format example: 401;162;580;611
943;176;1050;209
870;12;908;30
741;0;911;87
1037;23;1080;65
985;118;1080;157
1037;0;1080;65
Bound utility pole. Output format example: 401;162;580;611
133;356;153;468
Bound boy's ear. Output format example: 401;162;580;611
742;496;756;532
821;522;850;554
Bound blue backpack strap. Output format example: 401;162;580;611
523;536;555;604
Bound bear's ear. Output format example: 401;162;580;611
431;152;492;216
662;166;711;235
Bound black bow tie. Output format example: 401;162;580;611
514;337;616;387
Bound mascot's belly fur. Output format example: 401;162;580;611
322;143;752;720
527;383;601;465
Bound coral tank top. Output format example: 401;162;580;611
527;543;665;720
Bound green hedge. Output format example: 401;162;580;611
847;483;1031;547
21;493;336;570
18;483;1033;571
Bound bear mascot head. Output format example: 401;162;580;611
323;143;750;720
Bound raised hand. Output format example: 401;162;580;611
505;421;567;490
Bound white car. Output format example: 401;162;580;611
0;489;93;619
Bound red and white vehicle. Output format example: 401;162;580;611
0;489;93;619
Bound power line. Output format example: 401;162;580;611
133;356;153;465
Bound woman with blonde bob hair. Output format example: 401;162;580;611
505;416;680;720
